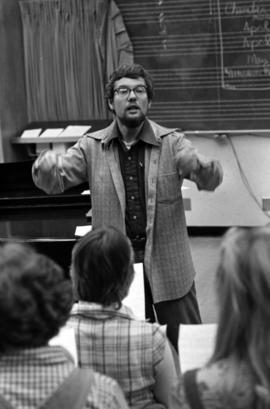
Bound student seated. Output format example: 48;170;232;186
170;226;270;409
0;242;128;409
68;226;177;409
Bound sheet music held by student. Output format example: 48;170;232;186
178;323;217;373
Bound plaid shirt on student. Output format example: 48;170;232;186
0;345;128;409
68;302;166;408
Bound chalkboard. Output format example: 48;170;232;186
116;0;270;131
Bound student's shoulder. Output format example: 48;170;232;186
131;319;167;347
196;358;254;403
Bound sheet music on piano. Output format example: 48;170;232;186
58;125;92;137
39;128;64;137
19;125;92;141
20;128;42;138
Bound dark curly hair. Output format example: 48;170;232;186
70;226;134;309
0;242;73;352
105;63;154;105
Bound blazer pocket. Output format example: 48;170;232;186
157;172;182;204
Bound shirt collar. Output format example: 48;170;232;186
71;301;136;319
103;118;160;148
140;119;160;146
0;345;74;365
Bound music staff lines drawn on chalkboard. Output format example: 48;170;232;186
133;35;217;57
116;0;270;130
150;68;221;88
120;0;215;23
151;99;270;119
132;33;269;47
133;44;269;59
124;16;215;24
119;0;213;13
133;35;214;45
153;99;270;108
149;67;270;89
150;67;269;76
150;99;270;122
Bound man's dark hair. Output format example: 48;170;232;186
105;63;154;103
70;226;134;309
0;242;73;352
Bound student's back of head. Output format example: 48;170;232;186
212;226;270;408
0;242;73;352
170;226;270;409
71;226;134;308
70;226;177;408
0;241;129;409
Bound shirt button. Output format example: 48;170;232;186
128;156;132;160
131;195;135;200
129;176;133;180
133;215;137;220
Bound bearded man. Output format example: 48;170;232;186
32;63;223;352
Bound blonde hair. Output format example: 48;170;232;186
211;226;270;408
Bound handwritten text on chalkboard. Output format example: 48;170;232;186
219;0;270;90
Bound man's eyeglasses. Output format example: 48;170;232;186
114;85;147;98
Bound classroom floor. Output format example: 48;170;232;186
128;235;223;324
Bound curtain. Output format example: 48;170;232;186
19;0;133;121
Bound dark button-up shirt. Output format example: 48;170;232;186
117;138;146;241
110;121;160;250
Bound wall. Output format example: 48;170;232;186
0;0;29;162
182;133;270;227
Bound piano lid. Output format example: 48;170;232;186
0;160;90;220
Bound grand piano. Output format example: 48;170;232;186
0;159;91;277
1;120;114;274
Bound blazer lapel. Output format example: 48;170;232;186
105;142;126;218
144;144;160;271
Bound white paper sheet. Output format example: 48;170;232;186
123;263;145;319
39;128;64;137
75;225;92;237
178;323;217;373
20;128;42;138
58;125;92;137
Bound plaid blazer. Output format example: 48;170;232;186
33;119;223;302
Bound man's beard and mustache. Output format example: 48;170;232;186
118;107;146;128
